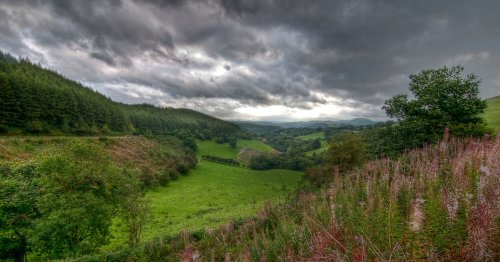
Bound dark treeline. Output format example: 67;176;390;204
201;155;242;167
0;51;239;138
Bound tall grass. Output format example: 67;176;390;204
76;133;499;261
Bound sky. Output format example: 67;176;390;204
1;0;499;121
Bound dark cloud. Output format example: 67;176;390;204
0;0;499;120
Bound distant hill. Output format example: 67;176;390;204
235;118;377;130
0;51;239;137
481;95;500;132
232;121;282;133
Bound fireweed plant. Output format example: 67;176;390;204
76;130;499;261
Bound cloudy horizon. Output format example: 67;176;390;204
1;0;499;121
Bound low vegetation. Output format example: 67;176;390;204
1;53;498;262
105;139;302;250
481;95;500;132
0;136;196;260
73;134;500;261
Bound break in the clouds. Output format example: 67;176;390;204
1;0;499;121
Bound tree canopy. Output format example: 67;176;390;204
0;51;239;137
383;65;490;148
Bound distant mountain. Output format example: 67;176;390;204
234;118;377;130
331;118;378;127
0;51;239;136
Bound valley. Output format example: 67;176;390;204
106;139;301;249
0;26;499;260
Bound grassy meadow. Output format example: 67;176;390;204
482;95;500;132
197;139;274;159
296;131;329;156
106;139;302;249
305;140;329;156
100;135;500;261
296;131;325;140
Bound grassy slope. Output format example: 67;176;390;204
481;95;500;132
0;136;183;177
296;131;329;156
197;139;273;159
107;139;301;248
305;140;329;156
109;136;499;262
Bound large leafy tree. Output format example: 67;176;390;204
30;142;138;257
383;65;489;145
0;164;39;262
0;142;140;260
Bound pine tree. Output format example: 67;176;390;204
0;72;20;130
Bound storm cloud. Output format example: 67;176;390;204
1;0;499;121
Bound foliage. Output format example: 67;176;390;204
0;163;39;261
383;65;490;151
296;131;325;141
196;139;273;160
74;135;499;262
233;121;282;133
324;131;365;173
261;128;324;152
361;121;407;158
105;140;302;249
228;137;237;149
0;142;142;260
202;155;242;167
120;193;151;248
0;135;201;260
248;152;313;171
310;138;321;149
0;51;239;137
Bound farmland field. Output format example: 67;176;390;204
106;139;302;248
296;131;325;140
305;140;329;156
197;139;273;159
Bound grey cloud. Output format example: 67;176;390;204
0;0;499;121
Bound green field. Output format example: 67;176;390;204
107;139;301;249
297;132;329;156
305;140;329;156
197;139;273;159
482;96;500;132
296;131;325;140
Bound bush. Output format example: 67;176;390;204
202;155;242;167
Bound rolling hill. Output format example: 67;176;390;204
106;138;301;248
0;51;239;137
482;95;500;132
234;119;376;133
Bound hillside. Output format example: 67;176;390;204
0;135;201;260
232;121;282;133
233;118;376;130
296;131;325;140
0;135;196;186
482;95;500;132
80;134;499;261
0;134;301;260
106;138;301;249
0;51;239;137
